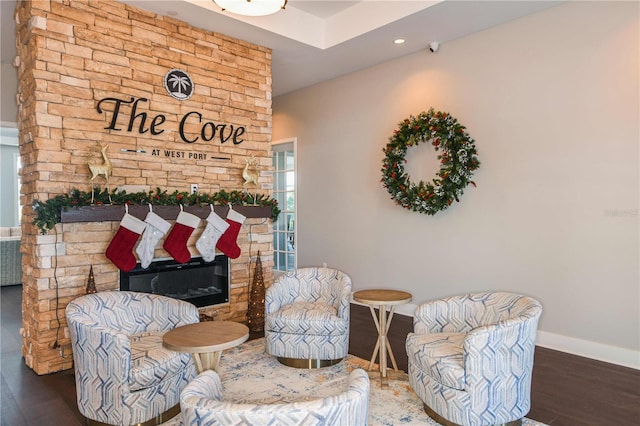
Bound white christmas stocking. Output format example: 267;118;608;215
135;211;171;268
196;208;230;262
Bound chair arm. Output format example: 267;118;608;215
336;368;370;410
336;284;352;320
265;279;295;314
314;368;369;424
180;370;224;402
462;315;539;392
70;322;131;384
68;321;133;421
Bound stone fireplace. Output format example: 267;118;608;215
15;0;274;375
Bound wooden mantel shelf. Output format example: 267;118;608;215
60;205;272;223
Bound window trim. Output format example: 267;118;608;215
272;137;297;274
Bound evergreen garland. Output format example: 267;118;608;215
32;187;280;234
381;108;480;215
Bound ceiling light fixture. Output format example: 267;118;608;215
394;39;406;44
213;0;287;17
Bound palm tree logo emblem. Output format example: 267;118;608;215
164;69;194;100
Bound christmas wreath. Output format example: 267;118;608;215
381;108;480;215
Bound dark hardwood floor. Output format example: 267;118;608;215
348;304;640;426
1;285;83;426
2;285;639;426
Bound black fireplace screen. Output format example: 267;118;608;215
120;255;229;308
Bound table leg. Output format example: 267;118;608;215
192;351;222;373
365;304;401;388
367;306;381;371
211;351;222;370
385;306;399;372
378;303;388;381
191;354;204;373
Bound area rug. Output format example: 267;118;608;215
165;338;546;425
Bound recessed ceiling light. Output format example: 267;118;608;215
394;39;406;45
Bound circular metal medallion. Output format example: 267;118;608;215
164;68;194;100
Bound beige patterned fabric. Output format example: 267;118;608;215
66;291;199;425
406;332;465;390
129;331;190;392
406;292;542;426
265;267;351;361
180;368;370;426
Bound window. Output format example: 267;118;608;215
0;126;20;227
272;140;296;272
15;154;21;223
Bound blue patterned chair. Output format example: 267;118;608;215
66;291;199;426
265;267;351;368
180;368;370;425
406;292;542;426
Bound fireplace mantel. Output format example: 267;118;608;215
60;205;273;224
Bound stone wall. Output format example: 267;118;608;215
15;0;274;375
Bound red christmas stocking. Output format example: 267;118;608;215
216;208;246;259
106;213;147;272
163;211;201;263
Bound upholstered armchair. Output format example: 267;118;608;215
66;291;199;426
265;267;351;368
180;368;370;425
406;292;542;426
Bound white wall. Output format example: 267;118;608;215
1;62;18;124
273;2;639;367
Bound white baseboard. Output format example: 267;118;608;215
351;299;640;370
536;331;639;370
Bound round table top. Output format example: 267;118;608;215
353;289;412;306
163;321;249;353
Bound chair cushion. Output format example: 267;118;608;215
406;332;466;390
129;331;189;391
266;302;347;335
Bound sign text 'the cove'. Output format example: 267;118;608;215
96;97;245;145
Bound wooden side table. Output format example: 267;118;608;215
352;289;412;387
163;321;249;373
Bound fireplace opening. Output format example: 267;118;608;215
120;256;229;308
